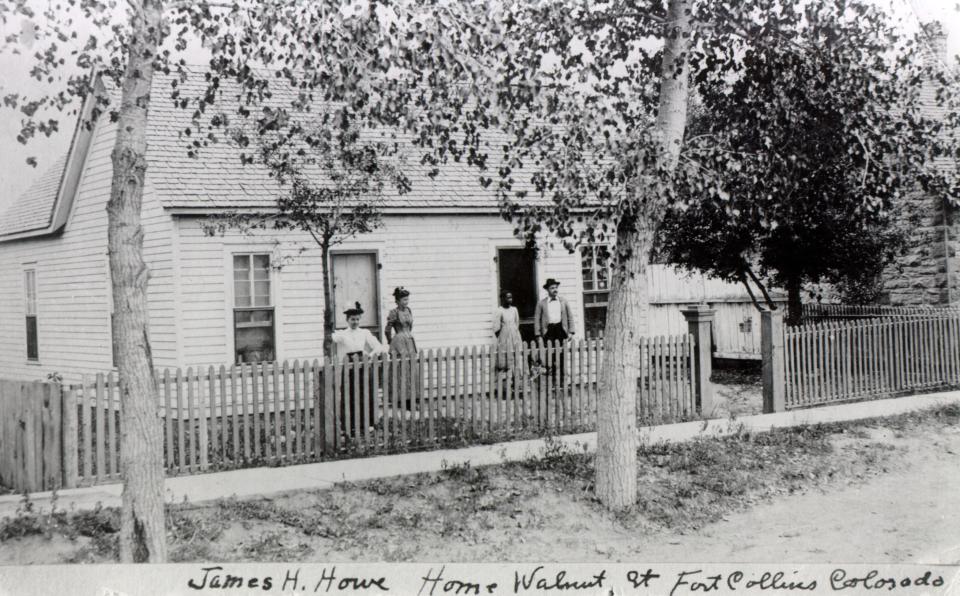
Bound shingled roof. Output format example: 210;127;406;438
0;70;540;239
0;153;68;237
144;72;525;212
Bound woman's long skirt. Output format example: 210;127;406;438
341;352;375;438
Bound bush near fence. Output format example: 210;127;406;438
58;334;701;488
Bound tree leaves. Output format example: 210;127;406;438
659;0;956;302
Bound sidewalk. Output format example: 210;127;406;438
2;389;958;519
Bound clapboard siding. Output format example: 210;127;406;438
175;214;584;367
0;120;178;382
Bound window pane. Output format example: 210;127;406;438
249;309;273;324
110;313;118;367
584;306;607;338
253;254;270;274
580;250;594;284
233;255;250;274
26;315;38;361
253;280;270;306
234;309;273;327
24;270;36;315
596;265;609;289
234;281;251;307
235;309;274;364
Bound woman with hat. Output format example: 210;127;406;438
385;286;418;409
332;302;387;437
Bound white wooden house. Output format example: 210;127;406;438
0;75;768;382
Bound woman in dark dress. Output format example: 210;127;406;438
385;287;418;409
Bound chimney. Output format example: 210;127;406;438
922;20;948;68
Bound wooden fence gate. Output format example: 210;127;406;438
0;380;64;492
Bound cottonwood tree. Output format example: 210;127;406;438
346;0;955;508
1;0;500;557
657;3;959;324
180;0;726;510
464;0;696;510
206;117;410;359
165;0;679;510
1;0;192;561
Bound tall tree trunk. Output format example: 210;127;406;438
786;276;803;326
321;239;335;361
108;0;167;563
595;216;650;509
594;0;691;510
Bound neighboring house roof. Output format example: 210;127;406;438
0;153;68;237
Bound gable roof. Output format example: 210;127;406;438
0;70;534;240
0;153;68;237
145;72;528;213
0;75;101;243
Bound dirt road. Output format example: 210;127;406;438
587;427;960;564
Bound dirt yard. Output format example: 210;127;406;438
0;402;957;565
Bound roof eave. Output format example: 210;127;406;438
0;225;67;243
0;73;102;245
166;205;507;216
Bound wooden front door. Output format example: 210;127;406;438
497;247;538;343
331;252;381;338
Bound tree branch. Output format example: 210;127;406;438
737;269;764;312
745;265;777;309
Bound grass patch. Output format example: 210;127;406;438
1;402;956;562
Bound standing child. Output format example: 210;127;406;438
494;291;523;372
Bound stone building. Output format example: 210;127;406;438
881;22;960;306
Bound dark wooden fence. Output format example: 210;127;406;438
0;380;65;492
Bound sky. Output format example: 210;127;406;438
0;0;959;214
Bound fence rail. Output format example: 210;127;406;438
801;303;960;322
782;314;960;409
64;334;697;487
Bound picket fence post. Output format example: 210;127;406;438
680;304;715;416
61;385;79;489
761;309;786;413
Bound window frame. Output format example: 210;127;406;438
231;252;277;365
105;258;119;368
24;267;39;362
580;244;611;337
581;244;612;305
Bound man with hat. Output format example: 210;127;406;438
534;278;575;385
